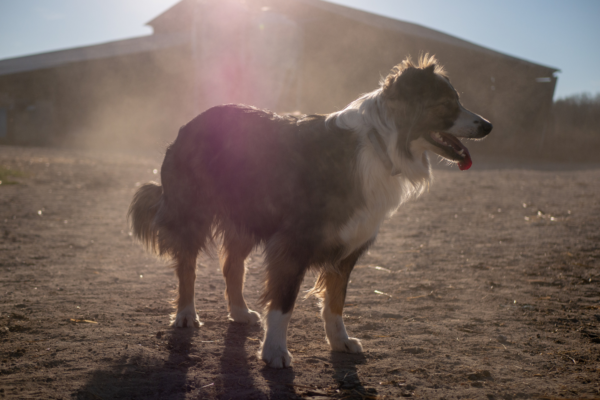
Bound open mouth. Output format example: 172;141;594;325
429;132;472;170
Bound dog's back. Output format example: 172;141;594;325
139;104;362;250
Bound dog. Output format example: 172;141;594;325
129;54;492;368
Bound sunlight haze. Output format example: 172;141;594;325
0;0;598;98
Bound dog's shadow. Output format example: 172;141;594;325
258;361;296;399
218;322;300;399
217;322;262;398
329;351;373;399
74;327;198;399
75;322;372;399
256;347;371;399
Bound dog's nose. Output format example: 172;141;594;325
479;120;493;135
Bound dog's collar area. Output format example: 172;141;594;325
367;130;400;176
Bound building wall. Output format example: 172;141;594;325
0;1;557;156
0;44;197;149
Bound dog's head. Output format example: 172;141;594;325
381;55;492;170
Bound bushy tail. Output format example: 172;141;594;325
128;182;163;255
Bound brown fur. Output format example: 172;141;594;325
128;183;162;255
381;54;448;95
220;229;253;312
312;245;367;315
128;105;363;327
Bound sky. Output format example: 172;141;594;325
0;0;598;100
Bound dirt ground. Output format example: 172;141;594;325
0;144;599;400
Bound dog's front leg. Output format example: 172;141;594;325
260;309;294;368
173;254;202;328
322;291;362;353
259;245;308;368
320;252;363;353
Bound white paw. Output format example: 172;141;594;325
323;310;363;353
328;337;363;353
260;344;292;368
229;306;261;325
172;304;202;328
261;310;293;368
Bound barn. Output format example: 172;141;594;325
0;0;558;155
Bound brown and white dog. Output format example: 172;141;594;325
129;55;492;368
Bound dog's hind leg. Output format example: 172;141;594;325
221;231;260;324
173;251;202;328
318;249;364;353
166;206;213;329
259;237;310;368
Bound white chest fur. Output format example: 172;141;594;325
324;90;433;259
337;145;403;257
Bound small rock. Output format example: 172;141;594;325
496;335;508;344
467;370;493;381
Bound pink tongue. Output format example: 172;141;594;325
450;137;472;170
458;153;472;171
436;132;473;171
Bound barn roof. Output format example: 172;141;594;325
0;33;187;77
0;0;558;77
147;0;559;73
294;0;559;72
